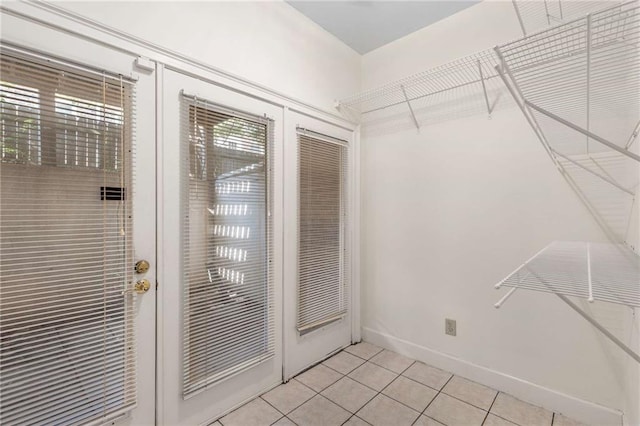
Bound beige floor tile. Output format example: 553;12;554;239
490;393;553;426
288;395;351;426
344;415;372;426
382;376;437;412
413;416;446;426
210;422;222;426
261;380;316;414
220;398;282;426
321;376;377;413
348;362;398;391
323;351;366;375
272;417;297;426
553;413;587;426
424;393;486;426
442;376;497;410
484;414;518;426
296;364;343;392
357;394;420;426
370;350;415;374
344;342;383;360
402;362;452;390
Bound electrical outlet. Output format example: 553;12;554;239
445;318;456;336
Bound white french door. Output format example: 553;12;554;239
0;40;156;426
157;68;283;425
283;111;354;379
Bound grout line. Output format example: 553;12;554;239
440;387;496;413
349;359;420;425
291;377;320;395
260;395;289;417
490;413;520;426
343;345;384;362
400;370;449;392
260;379;319;419
480;390;500;425
422;374;454;418
340;414;373;426
269;415;285;426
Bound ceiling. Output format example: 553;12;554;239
286;1;480;54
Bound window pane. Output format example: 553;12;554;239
297;133;348;333
183;102;274;397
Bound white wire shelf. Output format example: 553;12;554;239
495;241;640;363
497;241;640;308
337;49;499;118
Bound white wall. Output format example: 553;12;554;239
360;1;638;424
51;1;360;113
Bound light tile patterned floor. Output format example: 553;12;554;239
215;342;585;426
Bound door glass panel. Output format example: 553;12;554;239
182;99;274;397
0;51;136;425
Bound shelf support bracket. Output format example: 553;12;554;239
556;293;640;364
525;101;640;163
494;61;557;166
558;0;564;19
400;84;420;131
543;0;552;25
477;59;492;118
551;149;635;196
503;266;640;365
494;287;518;309
624;118;640;150
511;0;527;35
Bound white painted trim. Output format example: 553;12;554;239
362;327;623;426
154;62;166;426
351;125;362;343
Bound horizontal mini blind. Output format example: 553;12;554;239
0;49;136;425
182;94;274;397
297;130;349;333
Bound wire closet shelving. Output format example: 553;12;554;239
495;0;640;364
336;49;500;128
338;0;640;364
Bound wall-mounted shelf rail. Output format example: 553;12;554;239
336;49;499;127
495;241;640;363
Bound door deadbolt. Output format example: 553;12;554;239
123;279;151;296
135;260;150;274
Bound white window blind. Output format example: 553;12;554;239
0;48;136;424
182;95;274;397
297;129;349;334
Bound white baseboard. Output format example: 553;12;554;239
362;327;623;426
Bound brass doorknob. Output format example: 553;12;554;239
122;279;151;295
135;260;150;274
